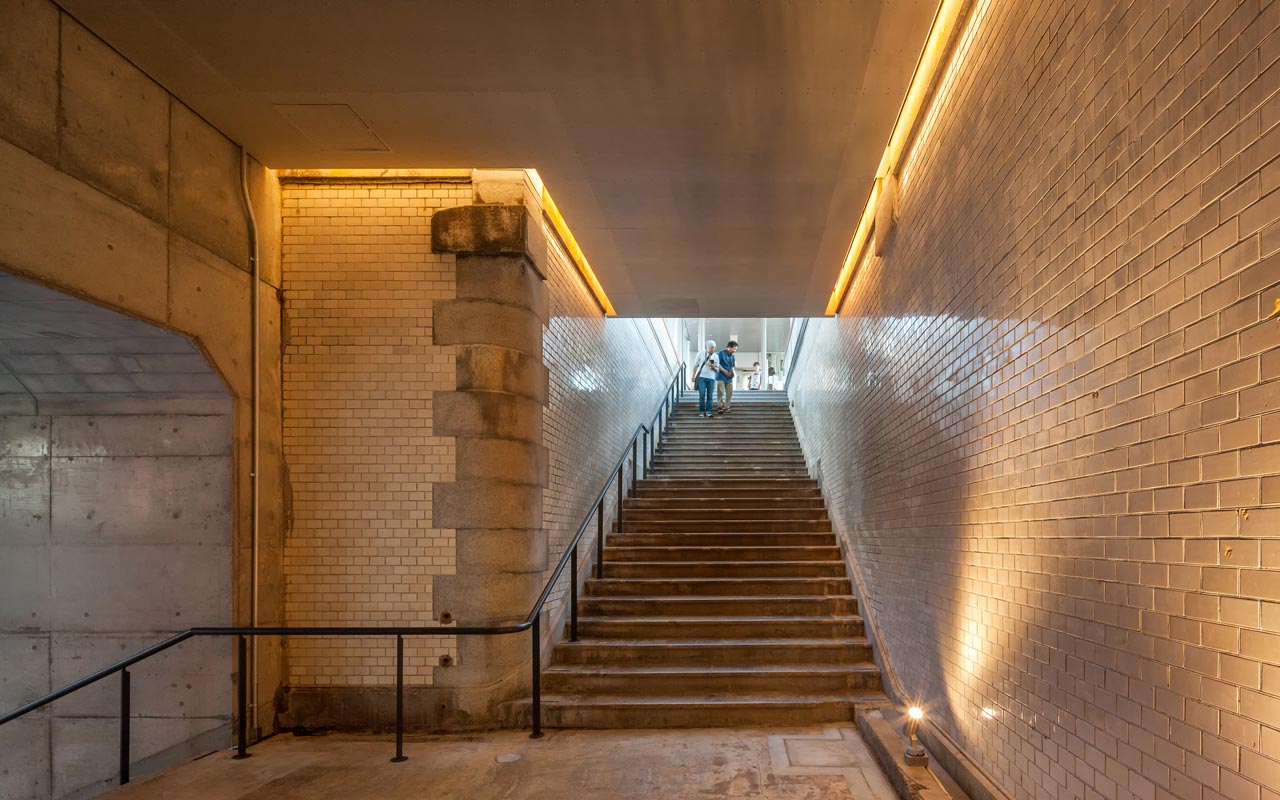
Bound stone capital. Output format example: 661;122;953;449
431;203;547;277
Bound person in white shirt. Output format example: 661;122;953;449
747;362;763;390
767;367;781;390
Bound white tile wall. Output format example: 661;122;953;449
539;229;679;631
281;180;469;686
790;1;1280;798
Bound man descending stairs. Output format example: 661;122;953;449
534;392;886;727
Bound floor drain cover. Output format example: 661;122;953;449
495;754;522;764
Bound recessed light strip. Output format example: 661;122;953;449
540;184;618;317
824;0;973;316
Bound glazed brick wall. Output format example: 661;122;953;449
280;180;468;687
790;1;1280;799
539;230;678;631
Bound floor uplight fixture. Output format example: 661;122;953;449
904;706;928;767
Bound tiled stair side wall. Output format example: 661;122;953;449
790;1;1280;798
540;232;677;639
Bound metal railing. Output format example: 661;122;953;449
0;361;687;783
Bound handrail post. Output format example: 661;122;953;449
631;438;639;496
570;545;579;642
391;634;407;762
596;498;605;577
233;635;250;759
530;614;543;739
616;463;625;533
119;669;130;785
641;431;647;484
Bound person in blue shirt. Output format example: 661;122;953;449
714;340;738;415
694;340;719;418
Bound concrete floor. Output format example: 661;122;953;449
104;726;899;800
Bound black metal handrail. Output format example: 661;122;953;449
0;360;687;782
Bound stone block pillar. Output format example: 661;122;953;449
429;200;550;718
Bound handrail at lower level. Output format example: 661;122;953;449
0;360;686;778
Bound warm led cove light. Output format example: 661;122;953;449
825;0;972;315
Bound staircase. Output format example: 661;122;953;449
532;392;886;727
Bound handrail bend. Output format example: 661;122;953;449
1;360;687;778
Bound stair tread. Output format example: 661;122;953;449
528;692;886;706
584;595;855;602
589;577;846;584
559;637;869;647
544;664;878;675
578;615;864;622
607;560;843;565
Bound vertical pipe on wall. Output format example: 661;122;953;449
238;149;261;735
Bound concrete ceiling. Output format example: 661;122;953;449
58;0;937;317
0;273;228;414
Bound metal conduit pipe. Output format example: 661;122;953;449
238;148;261;737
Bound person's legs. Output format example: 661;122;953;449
723;382;734;412
715;381;727;413
697;377;713;415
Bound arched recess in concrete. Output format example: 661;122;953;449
0;270;233;799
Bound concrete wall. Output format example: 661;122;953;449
789;2;1280;799
0;1;285;794
0;275;234;799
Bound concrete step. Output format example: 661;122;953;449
661;439;801;445
600;560;848;578
634;486;821;499
576;615;867;639
551;637;872;665
617;519;832;533
504;694;884;728
660;445;798;453
650;469;811;478
661;434;799;441
579;595;859;617
639;477;817;489
668;420;797;427
625;497;825;509
604;544;840;561
623;507;827;522
605;531;835;548
652;457;808;468
541;663;884;694
585;577;852;597
666;432;797;438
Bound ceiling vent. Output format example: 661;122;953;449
274;104;388;152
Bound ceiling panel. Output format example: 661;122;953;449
59;0;938;316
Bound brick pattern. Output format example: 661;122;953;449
790;2;1280;798
540;230;677;629
281;181;469;686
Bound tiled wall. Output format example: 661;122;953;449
540;231;679;631
281;180;468;686
790;1;1280;798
